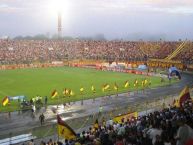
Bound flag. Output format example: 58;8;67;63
104;84;110;90
91;85;96;93
69;89;74;96
57;115;76;140
178;86;191;107
51;90;58;99
134;79;138;87
80;87;84;92
102;84;110;92
173;99;180;107
144;79;148;86
173;99;180;108
141;80;144;88
2;96;9;106
102;86;105;92
124;81;129;88
63;88;69;96
114;83;118;91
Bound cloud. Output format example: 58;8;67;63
0;3;20;13
1;0;193;14
86;0;193;14
147;0;193;8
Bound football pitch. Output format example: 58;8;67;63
0;67;166;112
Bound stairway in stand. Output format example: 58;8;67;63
165;41;188;60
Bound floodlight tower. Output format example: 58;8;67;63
58;11;62;39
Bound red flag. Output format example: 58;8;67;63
179;86;191;107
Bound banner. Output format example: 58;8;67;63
113;112;138;123
9;96;25;101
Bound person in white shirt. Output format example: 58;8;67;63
175;119;193;145
147;125;162;145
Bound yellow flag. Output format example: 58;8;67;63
144;79;148;86
57;115;76;140
91;85;96;93
114;83;118;91
104;84;110;90
69;90;74;96
51;90;58;99
173;99;180;108
66;89;69;95
63;88;69;96
124;81;129;88
80;87;84;92
2;96;9;106
102;86;105;92
141;80;144;87
102;84;110;92
134;79;138;87
113;112;138;123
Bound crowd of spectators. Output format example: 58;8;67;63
0;39;192;65
74;99;193;145
28;99;193;145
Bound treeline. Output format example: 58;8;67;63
13;33;107;41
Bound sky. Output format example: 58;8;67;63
0;0;193;40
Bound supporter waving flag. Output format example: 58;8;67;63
80;87;84;93
93;119;99;129
69;89;74;96
144;78;148;86
124;81;129;88
134;79;138;87
104;84;110;90
178;86;191;107
2;96;9;106
114;83;118;91
51;90;58;99
57;115;76;140
91;85;96;93
63;88;69;96
102;84;110;92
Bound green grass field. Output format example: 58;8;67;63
0;67;166;112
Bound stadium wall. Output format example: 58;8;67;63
0;59;191;71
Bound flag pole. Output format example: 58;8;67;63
57;95;59;108
57;122;59;141
92;92;95;103
56;115;60;141
81;92;83;105
145;101;148;115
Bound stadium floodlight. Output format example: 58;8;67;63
48;0;69;14
48;0;70;38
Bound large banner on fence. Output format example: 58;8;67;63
113;112;138;123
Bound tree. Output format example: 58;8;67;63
93;33;106;41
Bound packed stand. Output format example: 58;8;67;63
72;99;193;145
0;39;192;65
34;99;193;145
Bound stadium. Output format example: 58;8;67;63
0;0;193;145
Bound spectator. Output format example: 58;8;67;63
175;119;193;145
39;113;45;125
